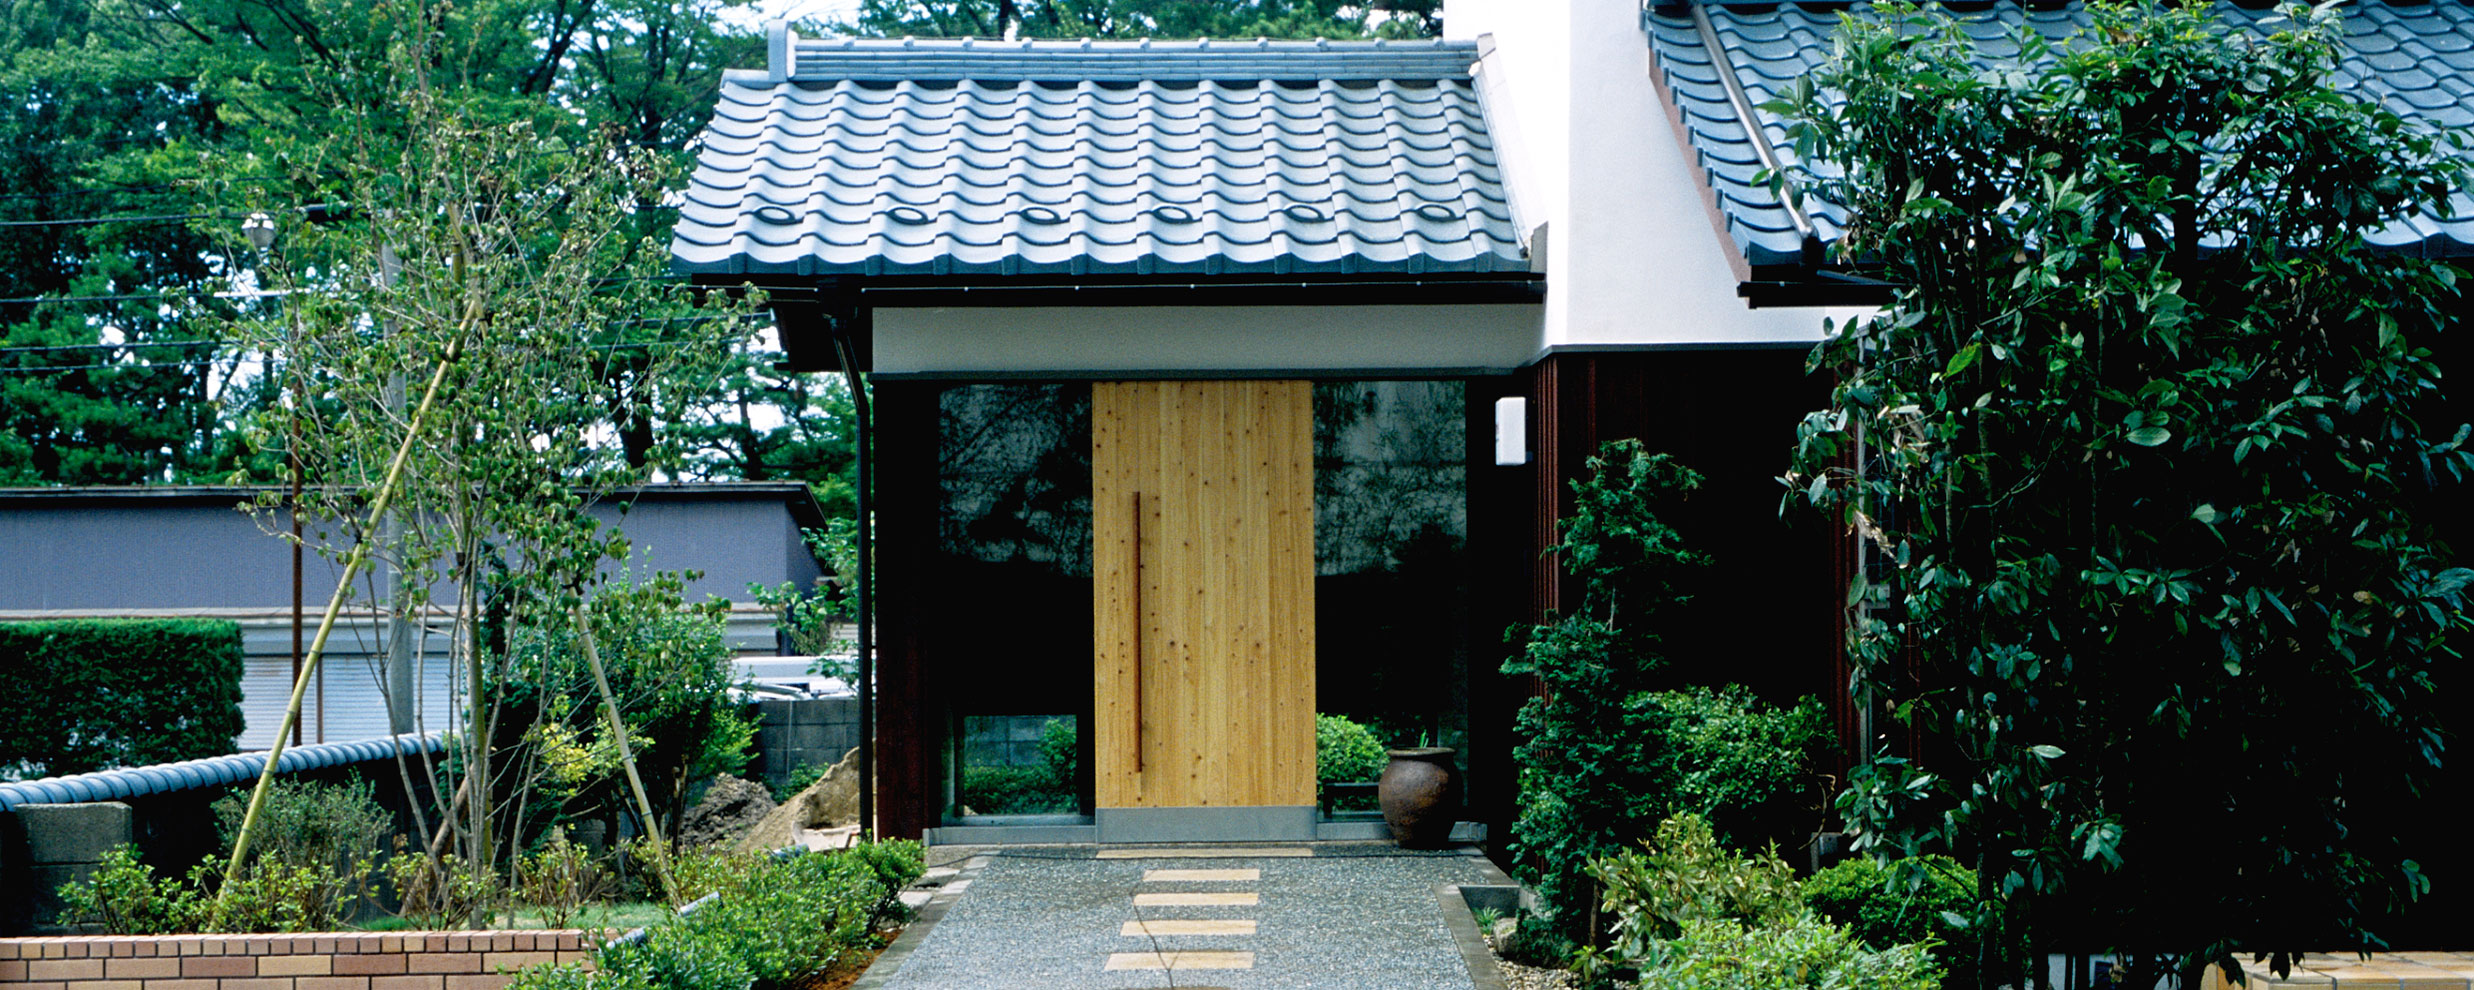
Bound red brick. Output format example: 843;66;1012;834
220;977;297;990
105;959;181;980
252;959;327;979
400;957;475;977
178;959;252;979
481;953;554;975
0;960;28;980
29;960;102;981
368;976;442;990
444;975;508;990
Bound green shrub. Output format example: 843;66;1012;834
959;765;1072;814
1635;915;1941;990
1315;714;1386;784
1643;686;1828;846
0;619;244;778
769;761;829;804
1586;812;1802;965
209;777;391;931
54;845;198;934
507;841;915;990
842;838;927;923
496;576;758;837
1803;855;1977;989
516;828;609;929
1315;714;1387;811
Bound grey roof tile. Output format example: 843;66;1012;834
673;36;1523;278
1648;0;2474;270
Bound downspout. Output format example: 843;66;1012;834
1688;0;1824;269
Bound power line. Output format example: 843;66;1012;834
0;340;222;355
0;213;232;229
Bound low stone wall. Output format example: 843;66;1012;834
0;932;593;990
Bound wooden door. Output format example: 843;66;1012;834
1091;381;1316;809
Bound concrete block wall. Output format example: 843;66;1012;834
748;698;859;794
0;932;594;990
0;804;133;934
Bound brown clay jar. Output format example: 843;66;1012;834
1378;747;1462;848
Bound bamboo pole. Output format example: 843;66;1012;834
215;334;465;922
574;605;683;907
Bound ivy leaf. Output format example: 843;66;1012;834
2030;745;2065;759
2126;427;2172;447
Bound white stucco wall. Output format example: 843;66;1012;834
1450;0;1856;348
871;303;1545;376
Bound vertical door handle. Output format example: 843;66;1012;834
1130;490;1144;774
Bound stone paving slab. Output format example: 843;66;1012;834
2195;952;2474;989
857;848;1506;990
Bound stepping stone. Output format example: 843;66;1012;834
1104;951;1254;971
1141;868;1259;882
1121;920;1256;936
1097;846;1310;859
1132;891;1258;906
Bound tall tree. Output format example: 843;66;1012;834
1780;3;2473;986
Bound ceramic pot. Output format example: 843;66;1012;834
1378;747;1462;848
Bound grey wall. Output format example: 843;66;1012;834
0;484;828;612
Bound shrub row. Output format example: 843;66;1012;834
0;618;245;778
1573;813;1969;990
508;841;924;990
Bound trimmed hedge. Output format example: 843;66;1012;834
0;619;245;777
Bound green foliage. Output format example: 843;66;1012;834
770;761;832;804
498;575;760;845
54;845;197;935
1503;441;1709;924
1642;687;1830;848
515;828;610;929
1315;712;1388;788
959;765;1071;815
0;0;777;485
957;717;1078;815
59;799;391;935
1804;855;1978;989
387;846;499;931
212;777;392;878
1777;1;2474;977
508;843;918;990
1634;916;1942;990
1586;813;1803;961
0;619;244;779
208;777;392;930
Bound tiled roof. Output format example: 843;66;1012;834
1646;1;2474;274
672;33;1525;279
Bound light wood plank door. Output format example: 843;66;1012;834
1092;381;1315;809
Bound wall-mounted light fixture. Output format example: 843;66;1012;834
1494;396;1527;466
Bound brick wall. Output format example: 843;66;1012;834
0;932;595;990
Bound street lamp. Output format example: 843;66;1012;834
242;212;277;252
